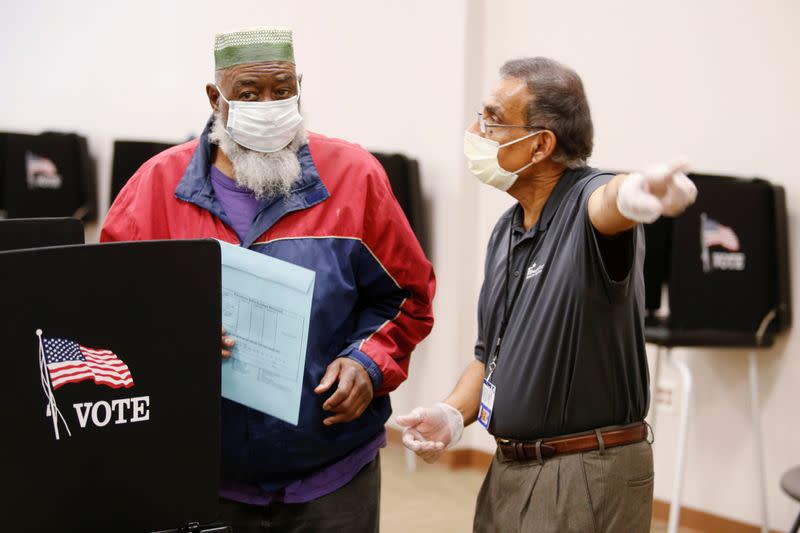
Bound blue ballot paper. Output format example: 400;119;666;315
217;240;315;425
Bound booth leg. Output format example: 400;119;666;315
748;350;769;533
667;350;692;533
648;345;662;439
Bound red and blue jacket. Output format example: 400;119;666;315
101;118;435;489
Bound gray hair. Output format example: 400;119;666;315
208;111;307;199
499;57;593;168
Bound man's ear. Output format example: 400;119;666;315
206;83;222;113
530;130;558;164
297;73;303;110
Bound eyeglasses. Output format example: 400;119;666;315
477;111;546;134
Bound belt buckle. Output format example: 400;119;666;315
496;437;517;461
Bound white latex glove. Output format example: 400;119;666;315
616;158;697;223
396;402;464;463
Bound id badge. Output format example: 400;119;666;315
477;378;496;429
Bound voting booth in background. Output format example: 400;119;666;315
643;174;791;533
0;238;226;533
0;217;84;251
667;175;791;333
0;131;96;221
110;140;178;204
642;216;672;313
370;151;430;256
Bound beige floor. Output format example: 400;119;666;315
380;443;694;533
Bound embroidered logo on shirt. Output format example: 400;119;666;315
526;263;544;280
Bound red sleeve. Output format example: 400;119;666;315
100;173;142;243
343;157;436;395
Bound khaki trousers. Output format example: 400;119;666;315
474;440;653;533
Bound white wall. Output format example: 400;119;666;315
479;0;800;530
2;0;799;529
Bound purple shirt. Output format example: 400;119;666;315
220;432;385;505
210;166;261;242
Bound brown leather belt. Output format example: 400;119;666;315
496;422;647;462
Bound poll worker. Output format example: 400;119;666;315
398;57;696;533
101;27;435;532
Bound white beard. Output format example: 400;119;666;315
208;112;308;199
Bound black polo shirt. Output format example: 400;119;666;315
474;167;649;440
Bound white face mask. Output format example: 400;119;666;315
216;87;303;153
463;130;541;191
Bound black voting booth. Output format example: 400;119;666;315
0;227;225;533
110;140;178;204
645;173;791;342
371;151;430;256
0;217;84;251
0;132;96;221
642;173;791;533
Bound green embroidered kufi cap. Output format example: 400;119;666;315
214;27;294;70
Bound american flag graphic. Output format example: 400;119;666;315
43;337;134;390
702;216;740;252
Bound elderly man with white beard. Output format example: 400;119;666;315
101;27;435;532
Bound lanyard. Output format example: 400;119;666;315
486;206;540;382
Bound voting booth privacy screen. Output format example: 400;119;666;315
0;240;221;533
371;151;429;256
661;174;791;333
0;217;84;251
0;131;96;220
111;140;177;204
643;216;672;312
